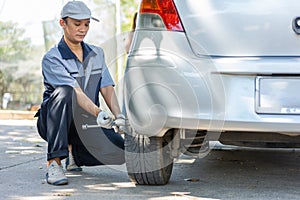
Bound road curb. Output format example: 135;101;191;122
0;110;36;120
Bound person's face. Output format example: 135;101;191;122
60;17;90;44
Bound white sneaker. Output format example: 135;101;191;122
46;160;68;185
66;153;82;172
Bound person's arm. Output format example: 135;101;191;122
100;85;121;117
74;87;100;117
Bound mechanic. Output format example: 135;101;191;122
35;1;125;186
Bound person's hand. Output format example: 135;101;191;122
96;110;113;129
114;114;126;126
114;114;127;133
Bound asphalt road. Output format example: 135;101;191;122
0;120;300;200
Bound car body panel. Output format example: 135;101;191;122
174;0;300;56
124;1;300;139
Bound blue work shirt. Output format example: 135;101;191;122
41;37;114;107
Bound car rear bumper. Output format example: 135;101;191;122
125;31;300;137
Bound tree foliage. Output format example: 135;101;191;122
120;0;139;32
0;21;40;109
0;21;31;62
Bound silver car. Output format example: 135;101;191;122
123;0;300;185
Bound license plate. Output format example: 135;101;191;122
255;76;300;114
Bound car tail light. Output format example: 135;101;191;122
139;0;184;32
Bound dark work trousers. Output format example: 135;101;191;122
36;86;125;166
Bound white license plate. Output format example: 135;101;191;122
255;76;300;114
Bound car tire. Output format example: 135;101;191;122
125;131;174;185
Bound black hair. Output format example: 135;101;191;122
132;12;137;31
62;17;68;24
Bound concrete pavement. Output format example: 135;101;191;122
0;119;207;200
1;119;300;200
0;119;132;200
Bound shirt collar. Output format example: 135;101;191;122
57;36;95;61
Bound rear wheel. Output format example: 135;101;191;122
125;131;174;185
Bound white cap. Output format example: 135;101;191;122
61;1;99;22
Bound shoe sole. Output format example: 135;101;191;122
65;157;83;172
49;179;68;185
66;167;83;172
46;173;68;186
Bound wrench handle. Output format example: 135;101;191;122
82;124;101;130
